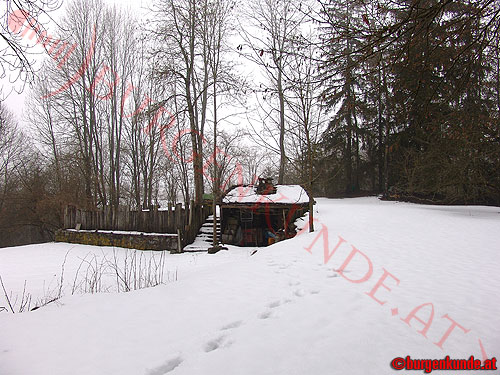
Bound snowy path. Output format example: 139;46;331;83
1;197;499;375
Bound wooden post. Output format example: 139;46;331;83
175;203;182;230
104;206;110;229
99;209;103;230
117;209;122;231
159;211;165;233
153;205;159;232
63;206;69;229
189;199;194;227
124;210;129;231
76;209;82;229
168;202;173;232
219;206;223;244
142;210;148;232
177;229;182;253
283;209;288;238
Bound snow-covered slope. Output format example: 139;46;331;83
1;197;499;375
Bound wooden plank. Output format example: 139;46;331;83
175;203;182;229
168;203;173;231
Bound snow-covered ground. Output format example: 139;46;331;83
1;197;499;375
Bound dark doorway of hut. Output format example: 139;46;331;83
220;206;304;247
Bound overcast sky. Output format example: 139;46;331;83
1;0;150;125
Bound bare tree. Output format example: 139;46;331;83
27;66;65;193
153;0;213;205
29;0;156;212
285;31;324;232
125;51;167;209
102;6;138;213
0;0;61;95
0;101;24;213
201;0;235;249
239;0;305;184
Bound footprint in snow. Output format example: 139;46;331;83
220;320;243;331
294;289;306;297
288;280;301;286
258;310;273;319
310;290;320;295
268;300;281;308
146;356;183;375
268;299;291;309
204;335;231;352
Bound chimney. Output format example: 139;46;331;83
256;177;277;195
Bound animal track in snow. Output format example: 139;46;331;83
268;299;292;310
204;335;228;352
310;289;320;295
293;289;306;297
220;320;243;331
147;356;183;375
258;310;273;319
268;300;281;308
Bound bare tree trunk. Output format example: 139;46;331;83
306;123;314;233
212;84;218;246
277;69;286;184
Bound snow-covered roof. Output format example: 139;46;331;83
222;184;309;205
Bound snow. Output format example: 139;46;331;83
1;197;499;375
222;184;309;205
0;243;251;307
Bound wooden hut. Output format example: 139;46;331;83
220;178;312;247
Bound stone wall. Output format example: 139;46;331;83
55;229;180;252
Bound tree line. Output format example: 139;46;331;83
314;0;500;204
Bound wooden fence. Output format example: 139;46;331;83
63;202;211;247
